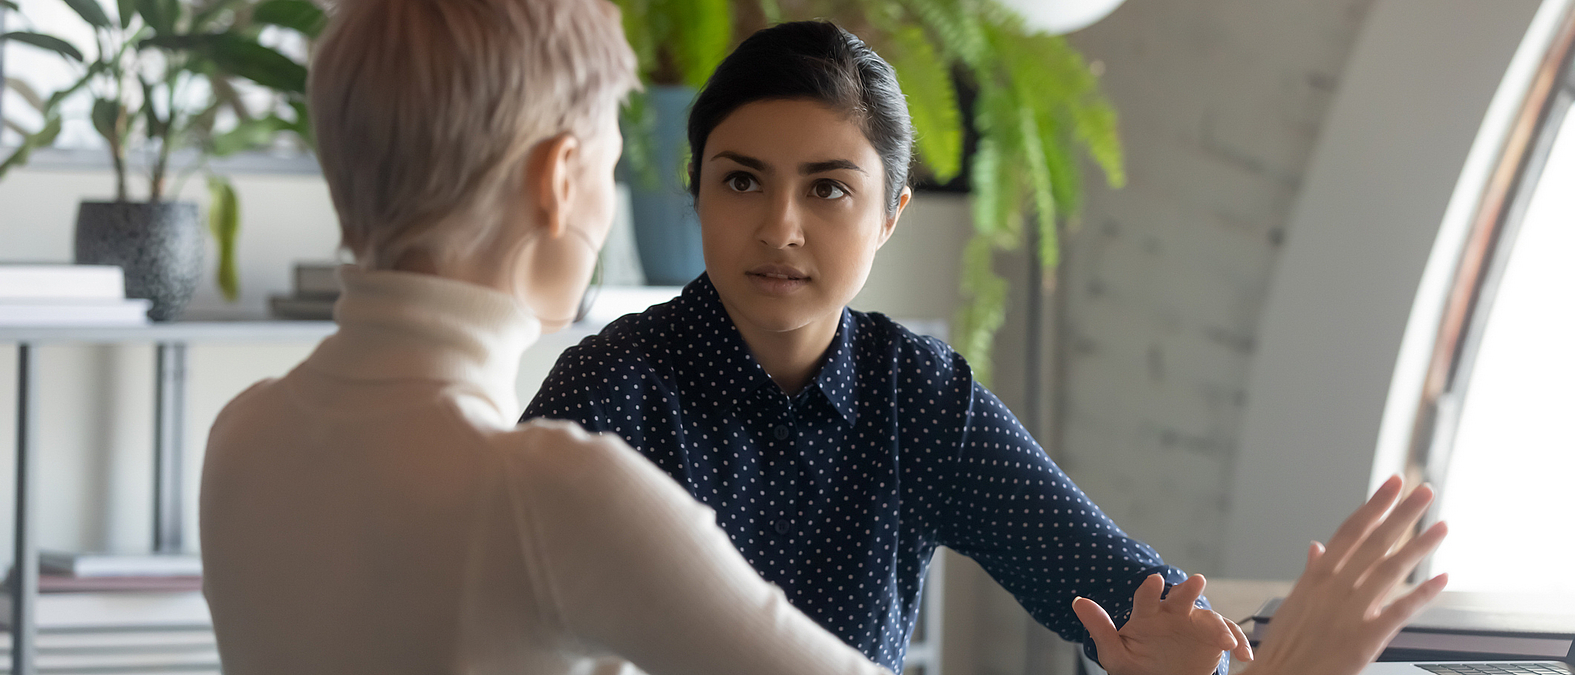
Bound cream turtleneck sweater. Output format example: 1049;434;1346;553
199;267;891;675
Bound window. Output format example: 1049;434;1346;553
1418;13;1575;592
1;0;315;174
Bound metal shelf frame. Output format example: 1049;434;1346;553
1;321;336;675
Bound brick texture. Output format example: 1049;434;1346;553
1050;0;1377;575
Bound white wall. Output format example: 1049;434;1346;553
1222;0;1549;580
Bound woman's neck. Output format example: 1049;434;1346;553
719;300;841;397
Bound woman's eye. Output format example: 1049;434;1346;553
812;181;848;200
726;173;761;193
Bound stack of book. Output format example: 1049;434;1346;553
268;262;340;320
2;551;216;674
0;265;151;326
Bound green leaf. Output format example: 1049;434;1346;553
285;99;312;146
62;0;113;29
610;0;656;78
1;1;19;12
2;31;85;61
117;0;134;28
952;234;1009;386
251;0;326;38
0;115;62;180
4;78;47;112
759;0;782;25
664;0;731;88
210;116;282;156
206;174;241;301
134;0;176;34
146;33;307;93
90;97;121;142
887;24;962;182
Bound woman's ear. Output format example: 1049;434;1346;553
526;133;582;240
877;186;912;249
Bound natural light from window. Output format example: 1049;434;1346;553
1431;103;1575;592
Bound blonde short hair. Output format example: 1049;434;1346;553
310;0;638;269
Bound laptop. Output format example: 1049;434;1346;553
1360;646;1572;674
1250;593;1575;675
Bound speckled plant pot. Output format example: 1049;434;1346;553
74;201;203;322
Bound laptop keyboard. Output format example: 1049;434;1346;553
1419;665;1572;675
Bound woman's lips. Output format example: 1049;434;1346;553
746;265;810;296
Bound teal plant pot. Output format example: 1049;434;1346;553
626;85;706;286
74;201;203;321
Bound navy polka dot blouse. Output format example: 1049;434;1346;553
524;274;1222;673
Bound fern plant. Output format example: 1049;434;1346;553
876;0;1123;386
0;0;323;300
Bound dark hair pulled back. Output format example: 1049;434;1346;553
687;20;914;213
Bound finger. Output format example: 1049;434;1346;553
1377;572;1449;634
1072;596;1124;662
1165;573;1207;611
1357;520;1448;603
1227;618;1253;662
1190;608;1238;650
1132;574;1165;616
1306;540;1326;569
1339;484;1435;581
1319;475;1403;573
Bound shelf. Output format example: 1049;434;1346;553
0;286;687;345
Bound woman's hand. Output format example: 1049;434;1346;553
1072;573;1253;675
1241;475;1450;675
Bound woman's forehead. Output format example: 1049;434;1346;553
706;99;880;168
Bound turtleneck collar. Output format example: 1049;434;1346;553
301;265;541;419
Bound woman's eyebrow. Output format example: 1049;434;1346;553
801;159;866;175
711;151;770;173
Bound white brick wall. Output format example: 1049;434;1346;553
1050;0;1378;577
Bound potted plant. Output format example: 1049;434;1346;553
1;0;322;320
615;0;1122;383
609;0;733;286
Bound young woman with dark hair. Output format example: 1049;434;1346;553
524;20;1448;675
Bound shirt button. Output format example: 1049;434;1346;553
773;425;790;440
774;518;791;534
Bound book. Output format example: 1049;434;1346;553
0;300;151;326
0;626;215;650
0;591;210;630
268;294;336;320
1248;592;1575;659
293;262;342;299
0;265;126;300
0;640;218;672
36;575;203;594
40;552;202;579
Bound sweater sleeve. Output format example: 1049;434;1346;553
502;420;892;675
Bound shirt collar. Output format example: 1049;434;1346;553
810;311;859;425
302;266;540;420
670;273;858;425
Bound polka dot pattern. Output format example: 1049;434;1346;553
524;274;1221;674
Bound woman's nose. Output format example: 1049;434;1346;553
757;193;806;249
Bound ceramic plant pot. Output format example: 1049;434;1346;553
74;201;203;321
626;85;706;286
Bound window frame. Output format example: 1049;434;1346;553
1404;7;1575;566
